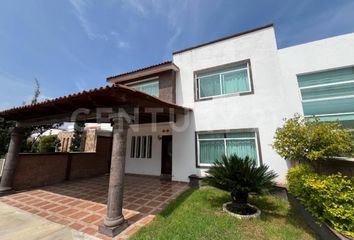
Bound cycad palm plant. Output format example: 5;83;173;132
204;155;278;211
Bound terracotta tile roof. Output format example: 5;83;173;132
0;85;112;115
106;61;174;81
0;84;191;122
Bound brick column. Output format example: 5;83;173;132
0;126;25;194
98;116;129;237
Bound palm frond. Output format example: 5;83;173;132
204;154;278;195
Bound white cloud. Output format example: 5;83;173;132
69;0;131;50
74;78;88;92
69;0;108;40
109;31;130;49
123;0;165;17
117;40;129;49
0;69;29;89
0;68;54;110
123;0;189;48
276;1;354;47
164;0;191;55
61;46;93;72
126;0;148;16
167;27;182;49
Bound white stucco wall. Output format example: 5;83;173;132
124;123;172;176
123;27;354;184
172;27;291;183
278;32;354;116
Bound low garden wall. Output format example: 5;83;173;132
292;158;354;177
314;158;354;177
12;136;112;190
69;136;112;180
13;153;69;190
287;192;349;240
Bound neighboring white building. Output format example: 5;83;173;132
105;24;354;184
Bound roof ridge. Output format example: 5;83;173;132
106;61;172;80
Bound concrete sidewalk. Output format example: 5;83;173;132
0;202;98;240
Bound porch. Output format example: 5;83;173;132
0;84;191;237
0;174;188;239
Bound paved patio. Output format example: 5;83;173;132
0;175;188;239
0;202;97;240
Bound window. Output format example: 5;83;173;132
128;80;159;97
141;136;146;158
147;136;152;158
197;130;259;167
297;67;354;129
130;136;136;158
130;135;152;159
196;62;252;99
136;136;141;158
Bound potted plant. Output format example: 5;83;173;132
204;155;277;219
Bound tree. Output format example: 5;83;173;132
204;155;277;211
70;122;85;152
38;135;60;153
22;79;63;152
273;114;354;162
0;79;63;156
0;118;15;158
31;78;40;104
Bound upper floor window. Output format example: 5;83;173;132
297;66;354;128
197;130;260;167
128;80;159;97
195;61;252;100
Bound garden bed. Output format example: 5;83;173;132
222;202;261;219
287;191;352;240
131;188;315;240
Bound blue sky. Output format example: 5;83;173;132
1;0;354;110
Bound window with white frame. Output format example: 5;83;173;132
128;80;159;97
130;135;152;159
195;62;252;99
297;66;354;129
197;131;259;167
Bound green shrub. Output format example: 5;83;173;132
273;114;354;161
70;122;85;152
38;135;60;153
287;165;354;237
0;118;14;157
287;164;315;199
21;139;39;153
204;155;278;209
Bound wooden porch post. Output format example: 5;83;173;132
98;116;130;237
0;125;25;194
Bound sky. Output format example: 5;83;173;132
1;0;354;111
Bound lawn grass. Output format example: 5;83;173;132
131;187;316;240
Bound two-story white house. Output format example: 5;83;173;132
104;24;354;184
2;23;354;237
1;24;354;187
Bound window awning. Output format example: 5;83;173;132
0;84;191;125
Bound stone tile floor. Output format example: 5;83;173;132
0;202;97;240
0;175;188;240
